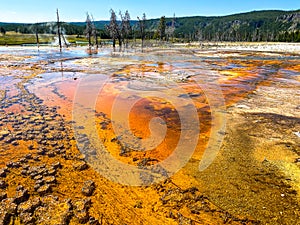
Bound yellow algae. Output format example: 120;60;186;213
0;47;299;225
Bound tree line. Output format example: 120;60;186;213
84;10;172;51
1;9;299;43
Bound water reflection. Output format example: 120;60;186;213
1;47;299;167
0;47;299;222
23;50;298;175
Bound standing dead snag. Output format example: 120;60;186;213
137;13;146;52
166;13;176;42
106;9;120;50
35;23;39;49
120;10;131;49
56;9;62;52
85;13;93;47
91;15;99;49
84;13;99;54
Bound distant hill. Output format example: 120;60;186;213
70;21;109;29
146;10;300;42
1;9;299;42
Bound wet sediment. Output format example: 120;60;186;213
0;47;299;224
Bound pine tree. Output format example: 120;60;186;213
0;27;6;35
158;16;166;41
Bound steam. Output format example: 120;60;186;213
25;21;70;46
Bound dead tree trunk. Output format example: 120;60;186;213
56;9;62;52
35;24;39;49
137;13;146;52
95;34;99;49
62;34;69;47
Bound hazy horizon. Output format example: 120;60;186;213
1;8;300;24
1;0;300;23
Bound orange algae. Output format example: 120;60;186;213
1;48;300;224
29;57;295;166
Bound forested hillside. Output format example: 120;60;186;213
0;9;299;42
147;10;300;42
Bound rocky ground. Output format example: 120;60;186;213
0;45;299;224
179;42;300;54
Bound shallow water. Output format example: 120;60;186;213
0;46;299;224
1;47;299;164
24;47;300;178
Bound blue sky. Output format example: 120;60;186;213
1;0;300;23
